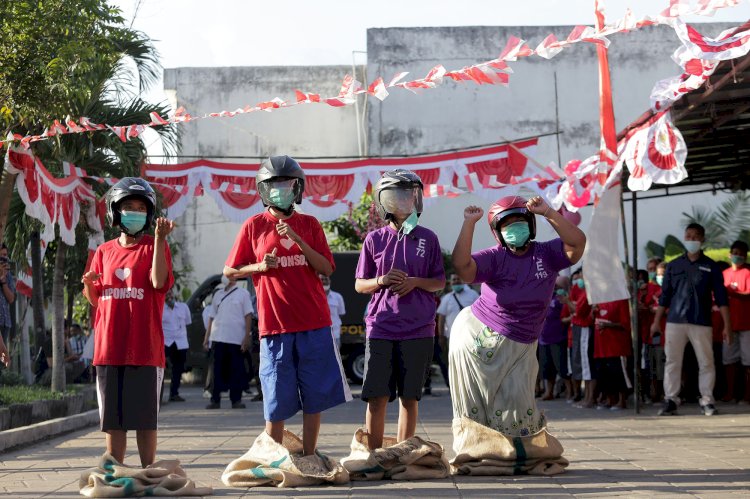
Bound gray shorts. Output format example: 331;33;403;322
362;337;434;402
571;326;595;381
722;331;750;366
96;365;164;431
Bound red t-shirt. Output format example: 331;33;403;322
570;285;593;327
638;282;661;343
723;265;750;331
225;210;334;337
593;300;632;358
561;303;573;348
90;236;173;367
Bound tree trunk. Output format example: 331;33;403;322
0;168;18;244
66;284;74;328
30;231;46;355
51;241;67;392
18;298;33;385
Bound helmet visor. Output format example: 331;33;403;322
380;188;421;218
258;178;300;208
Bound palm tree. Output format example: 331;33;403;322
4;34;179;391
681;192;750;248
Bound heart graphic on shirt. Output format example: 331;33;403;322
600;309;608;316
115;268;131;282
280;238;295;250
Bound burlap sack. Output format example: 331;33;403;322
341;428;450;480
221;430;349;488
451;417;569;475
79;453;212;497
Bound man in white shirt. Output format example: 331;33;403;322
437;274;480;339
163;289;192;402
425;274;480;395
203;275;255;409
320;274;346;349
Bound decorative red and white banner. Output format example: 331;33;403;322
142;138;547;223
5;147;105;249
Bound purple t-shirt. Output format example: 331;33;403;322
539;297;567;345
356;225;445;340
471;239;571;344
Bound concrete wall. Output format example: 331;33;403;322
366;23;738;262
163;66;362;285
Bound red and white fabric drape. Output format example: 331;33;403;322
142;138;544;223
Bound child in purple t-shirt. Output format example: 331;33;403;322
448;195;585;474
354;170;445;450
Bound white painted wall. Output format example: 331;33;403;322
164;23;738;287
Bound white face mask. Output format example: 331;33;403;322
683;240;701;254
323;285;330;293
220;275;230;286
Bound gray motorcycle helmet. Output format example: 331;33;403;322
372;169;424;221
105;177;157;236
256;155;305;213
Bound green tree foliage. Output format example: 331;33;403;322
322;193;386;251
681;192;750;248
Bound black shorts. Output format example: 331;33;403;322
540;340;570;380
96;365;164;431
362;337;434;402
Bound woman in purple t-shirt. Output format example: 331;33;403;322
448;195;585;475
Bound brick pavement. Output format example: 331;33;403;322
1;384;749;498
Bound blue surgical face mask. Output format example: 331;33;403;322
401;211;419;235
648;271;656;282
452;284;464;293
500;221;530;248
683;240;701;254
120;211;147;234
555;288;567;296
574;278;585;289
730;255;746;266
655;275;664;286
268;187;296;210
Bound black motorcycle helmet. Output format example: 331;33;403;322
256;155;305;215
372;169;424;221
105;177;157;236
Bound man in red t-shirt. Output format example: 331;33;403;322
569;268;595;408
593;299;632;410
722;241;750;403
224;156;351;458
82;178;174;467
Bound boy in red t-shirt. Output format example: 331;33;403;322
722;241;750;402
224;156;351;458
81;178;174;467
593;299;632;410
569;268;595;408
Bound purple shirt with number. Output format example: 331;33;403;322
471;238;571;344
356;225;445;340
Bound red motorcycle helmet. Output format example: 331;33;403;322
487;195;536;247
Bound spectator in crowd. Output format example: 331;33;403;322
430;274;479;394
243;280;262;402
65;323;90;382
81;177;174;467
721;241;750;403
637;268;662;403
539;276;573;401
162;288;192;402
570;268;596;408
424;293;449;396
647;257;662;284
593;299;632;410
203;275;254;409
0;334;9;367
0;243;16;349
355;169;445;450
648;262;668;403
652;223;731;416
201;284;221;399
320;274;346;349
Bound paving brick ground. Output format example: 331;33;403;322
1;384;749;497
